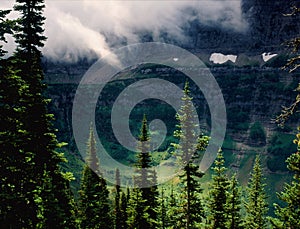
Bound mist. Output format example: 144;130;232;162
0;0;247;62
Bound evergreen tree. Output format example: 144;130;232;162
119;190;128;229
0;9;13;58
244;155;268;229
166;184;178;228
158;188;167;229
270;127;300;229
127;188;149;229
0;7;42;227
114;168;128;229
157;187;167;229
79;126;112;229
0;51;37;227
172;81;209;229
0;7;32;228
207;149;229;229
127;115;159;228
226;174;243;229
1;1;78;227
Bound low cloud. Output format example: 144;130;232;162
1;0;247;62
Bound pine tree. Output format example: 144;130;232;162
157;187;168;229
0;9;13;58
127;115;159;228
270;127;300;229
119;190;128;229
226;174;243;229
127;188;149;229
0;7;41;227
114;169;123;229
244;155;268;229
166;184;178;228
1;1;78;227
79;126;112;229
0;53;37;227
172;81;209;229
207;149;229;229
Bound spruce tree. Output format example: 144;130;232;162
207;149;229;229
244;155;268;229
127;115;159;228
0;47;37;227
158;187;167;229
2;1;78;227
0;9;13;58
119;190;128;229
166;184;178;228
127;187;149;229
0;7;42;227
79;126;112;229
172;81;209;229
114;168;128;229
226;174;243;229
270;128;300;229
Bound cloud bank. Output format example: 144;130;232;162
0;0;247;62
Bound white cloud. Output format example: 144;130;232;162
1;0;247;62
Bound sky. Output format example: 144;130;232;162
0;0;247;62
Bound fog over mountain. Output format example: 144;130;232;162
1;0;299;62
1;0;247;62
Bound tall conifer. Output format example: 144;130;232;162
0;11;36;224
127;115;159;228
244;155;268;229
207;149;229;229
4;1;78;227
271;128;300;228
226;174;243;229
172;81;209;229
79;126;112;229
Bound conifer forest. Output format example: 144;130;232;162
0;1;300;228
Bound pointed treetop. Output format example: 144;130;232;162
184;80;190;93
86;124;100;174
139;114;149;142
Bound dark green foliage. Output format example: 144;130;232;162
157;187;167;229
13;0;46;58
267;133;296;172
271;128;300;228
0;9;14;57
172;81;209;229
227;107;250;131
249;121;266;145
0;59;39;227
165;185;178;228
0;6;40;228
79;126;112;229
244;155;268;229
38;169;78;229
114;168;127;229
127;188;149;229
226;174;243;229
114;168;122;229
128;115;159;228
119;191;128;229
1;1;77;227
207;149;229;229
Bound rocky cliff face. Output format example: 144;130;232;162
43;0;300;156
182;0;300;54
42;0;300;191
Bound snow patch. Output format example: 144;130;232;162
262;52;278;62
209;53;237;64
